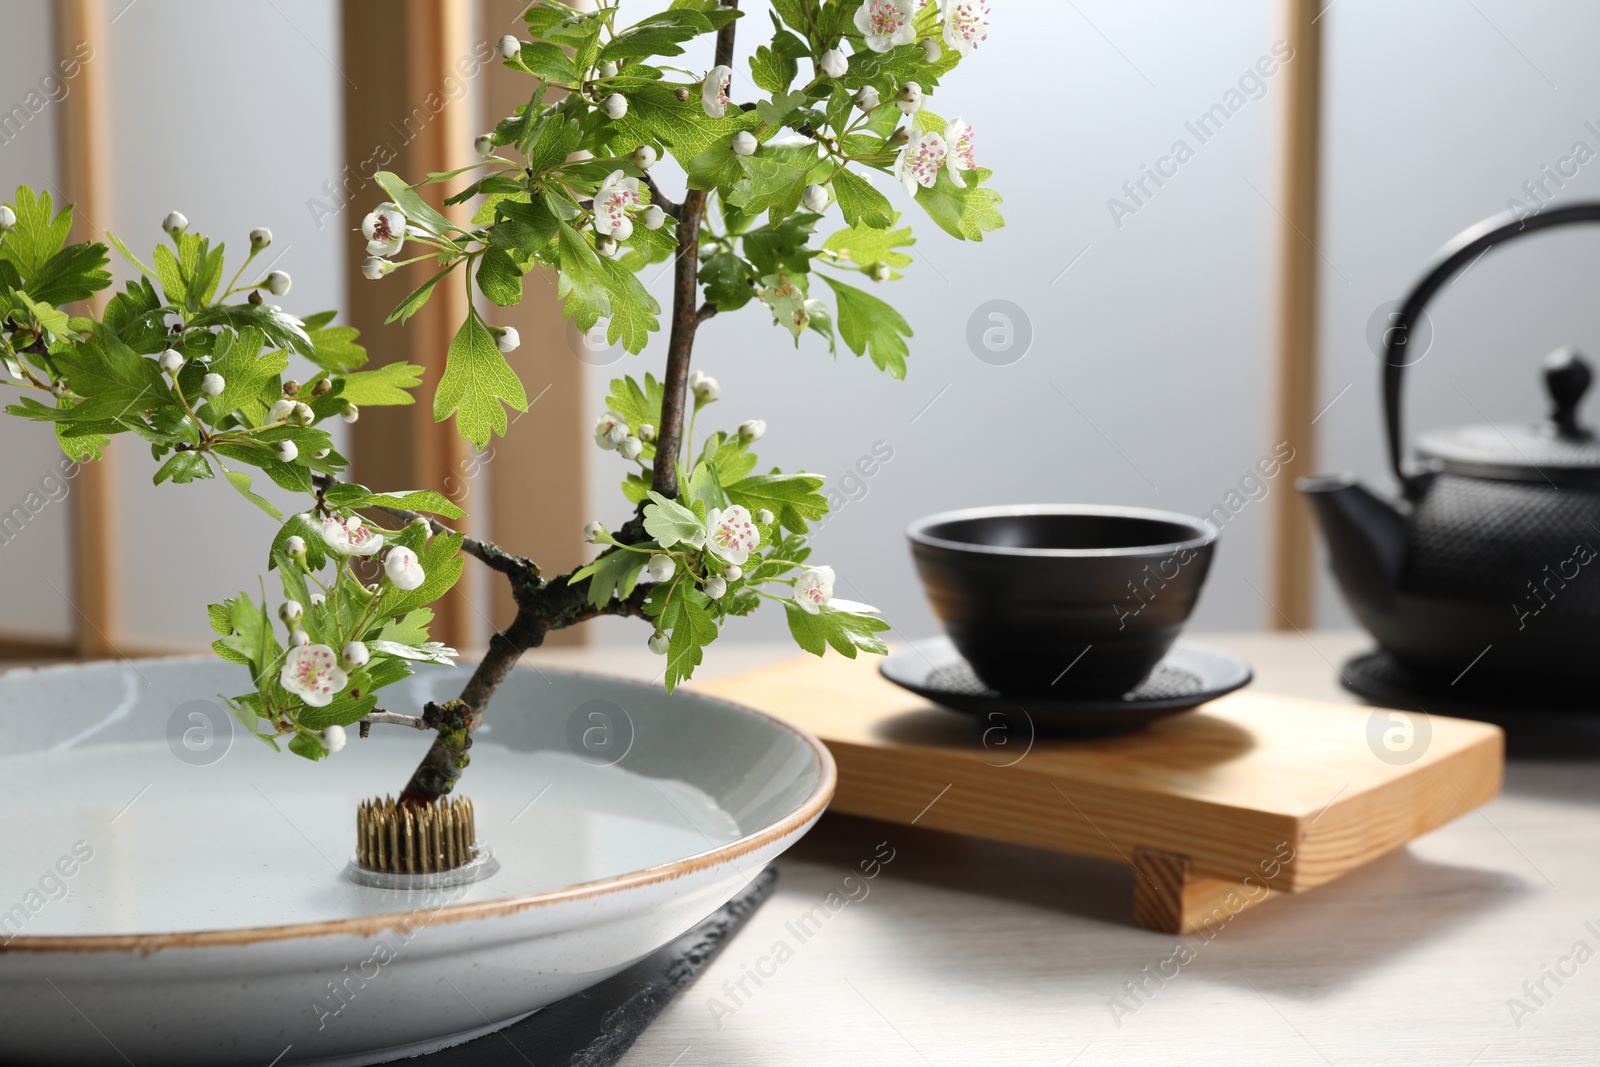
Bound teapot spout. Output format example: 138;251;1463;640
1298;474;1409;609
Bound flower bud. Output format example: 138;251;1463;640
290;402;314;426
474;134;494;157
617;435;643;460
498;34;520;60
645;554;676;582
279;600;304;623
920;38;942;62
641;205;666;230
602;94;628;120
283;379;301;396
285;535;307;559
313;448;331;459
264;270;292;296
162;211;188;236
738;419;766;441
496;326;521;354
886;127;910;148
757;508;775;525
0;205;15;231
342;404;360;424
871;263;892;282
594;412;629;450
820;48;848;79
583;520;607;544
600;61;619;78
637;423;656;441
384;546;426;590
269;399;296;423
320;724;347;754
675;86;691;102
310;592;326;608
632;145;658;170
648;632;670;655
724;564;742;580
201;373;225;396
731;131;758;157
342;640;370;668
897;81;923;114
312;378;333;397
854;86;880;111
49;381;68;398
596;235;618;258
802;184;830;213
274;439;299;463
361;256;390;280
690;369;720;402
703;576;728;599
288;629;309;648
249;227;272;249
158;348;184;374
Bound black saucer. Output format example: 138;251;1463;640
879;636;1252;735
1341;648;1600;714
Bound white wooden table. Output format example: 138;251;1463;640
525;632;1600;1067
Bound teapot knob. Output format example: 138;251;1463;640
1544;347;1592;440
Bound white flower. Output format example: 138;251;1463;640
648;632;670;655
920;37;942;62
690;369;720;402
0;205;15;231
594;412;629;450
855;86;881;111
602;93;628;120
322;514;384;557
282;645;347;707
342;640;370;668
158;348;184;374
802;184;831;213
198;372;224;396
496;326;521;353
945;116;977;187
645;554;676;582
724;564;743;580
637;422;656;441
320;724;348;754
384;546;426;591
162;211;188;236
705;504;760;565
361;256;389;280
274;439;299;463
757;508;775;525
288;629;310;648
250;227;272;248
641;205;666;230
633;145;658;170
475;134;494;156
896;81;923;115
895;130;948;197
269;399;296;423
362;203;407;257
265;270;291;296
943;0;990;57
279;599;304;623
731;131;758;157
285;535;308;559
584;520;607;544
617;435;643;460
793;565;836;614
342;404;360;424
819;48;848;78
703;64;733;118
596;234;619;257
739;419;766;441
854;0;916;52
704;576;728;599
498;34;520;60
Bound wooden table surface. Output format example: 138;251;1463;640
523;631;1600;1067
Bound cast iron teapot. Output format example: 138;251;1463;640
1302;201;1600;696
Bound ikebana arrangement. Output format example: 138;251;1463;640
0;0;1000;819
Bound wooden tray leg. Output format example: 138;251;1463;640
1132;847;1277;934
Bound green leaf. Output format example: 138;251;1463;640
605;373;664;433
757;272;812;344
374;172;461;238
476;246;524;306
222;468;284;519
727;155;812;218
206;327;285;421
597;255;661;353
360;489;466;520
153;450;213;485
339;361;423;406
554;222;612;330
664;587;717;691
572;549;650;609
831;168;895;230
367;640;457;665
611;82;761;168
1;186;72;275
515;41;578;84
104;231;159;283
14;291;71;342
643;491;707;548
434;314;528;448
822;215;915;276
784;600;890;658
820;275;912;378
726;472;828;534
750;46;798;93
386;263;458;326
914;166;1005;242
380;530;466;617
26;242;111;306
304;314;368;372
271;510;326;572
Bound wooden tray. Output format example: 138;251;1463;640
697;652;1504;934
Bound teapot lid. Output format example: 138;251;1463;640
1415;348;1600;484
